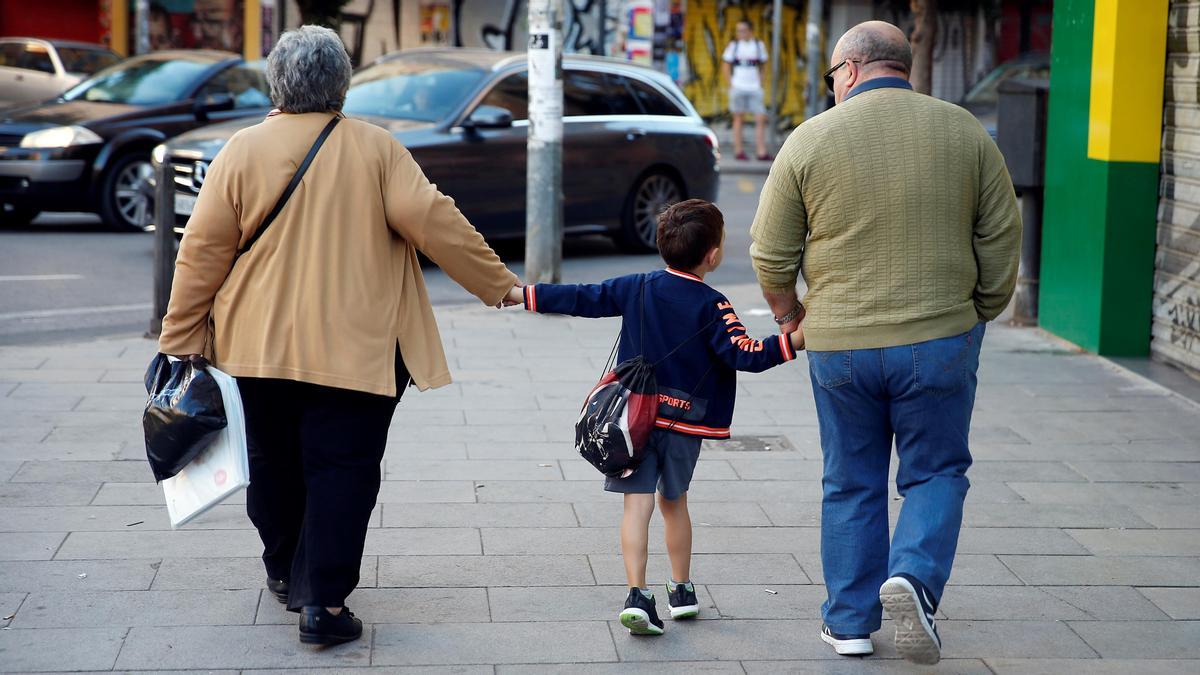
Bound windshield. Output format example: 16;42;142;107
62;57;214;105
963;61;1050;106
56;47;120;75
343;60;486;122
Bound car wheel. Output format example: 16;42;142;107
615;171;682;253
99;153;155;232
0;204;39;227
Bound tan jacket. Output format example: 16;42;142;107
159;112;518;396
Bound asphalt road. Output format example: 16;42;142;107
0;173;770;346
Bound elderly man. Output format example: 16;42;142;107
749;21;1021;663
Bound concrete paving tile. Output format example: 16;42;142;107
464;409;574;427
795;554;1024;586
0;626;126;671
10;459;152;483
1069;620;1200;658
1001;554;1200;585
967;460;1087;482
91;481;215;505
10;381;141;398
255;587;489;625
382;503;577;528
705;584;825;619
55;529;263;559
725;459;825;481
43;424;143;444
937;585;1090;620
385;459;564;481
1066;528;1200;556
0;368;105;383
930;619;1098;659
1138;587;1200;619
477;480;825;503
0;440;126;461
0;559;158;591
244;669;488;675
986;659;1200;675
363;527;481;555
152;557;378;590
559;458;738;481
1008;481;1200;505
590;553;809;586
488;584;719;622
465;441;577;460
957;527;1089;555
500;663;744;674
968;425;1029;444
0;459;21;481
0;532;65;560
99;368;146;382
1041;585;1172;620
13;589;259;628
376;481;478;503
970;441;1137;462
615;618;834;661
482;526;819;555
396;425;551;444
960;503;1153;529
1117;441;1200;462
392;409;467;426
116;624;371;669
0;354;45;369
1069;461;1200;483
961;481;1028;503
373;621;617;665
0;591;25;622
742;660;992;674
1128;504;1200;528
378;554;595;587
0;425;52;443
73;395;150;411
0;395;82;412
574;501;771;527
385;440;469;460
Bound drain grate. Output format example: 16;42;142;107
708;435;795;452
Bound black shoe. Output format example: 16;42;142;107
298;606;363;645
665;581;699;619
820;623;874;656
618;588;664;636
880;573;942;665
266;577;289;604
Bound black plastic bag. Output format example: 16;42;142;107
575;356;658;478
142;353;227;482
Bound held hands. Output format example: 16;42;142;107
498;283;524;308
788;324;805;352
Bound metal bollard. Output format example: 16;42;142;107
149;160;176;337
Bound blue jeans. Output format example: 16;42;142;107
808;322;985;635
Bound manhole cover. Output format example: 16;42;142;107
709;435;794;452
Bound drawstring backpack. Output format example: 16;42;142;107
575;278;716;477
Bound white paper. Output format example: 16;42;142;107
161;366;249;528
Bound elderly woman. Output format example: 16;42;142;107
158;26;519;645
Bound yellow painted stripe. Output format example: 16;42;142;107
244;0;263;60
1087;0;1169;163
109;0;128;57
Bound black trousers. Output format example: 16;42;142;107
238;357;408;612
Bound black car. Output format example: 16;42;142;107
0;50;271;230
161;48;720;252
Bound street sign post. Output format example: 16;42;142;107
525;0;564;284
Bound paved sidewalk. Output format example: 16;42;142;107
0;283;1198;673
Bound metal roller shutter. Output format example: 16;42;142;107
1156;1;1200;374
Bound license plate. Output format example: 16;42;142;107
174;193;197;216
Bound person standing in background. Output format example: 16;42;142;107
722;20;771;161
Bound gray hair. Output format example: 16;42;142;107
839;21;912;74
266;25;352;113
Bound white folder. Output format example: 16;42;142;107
161;365;250;528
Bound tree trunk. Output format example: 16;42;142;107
910;0;938;95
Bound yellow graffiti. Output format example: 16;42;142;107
683;0;819;125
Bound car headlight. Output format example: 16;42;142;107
152;144;167;166
19;125;103;148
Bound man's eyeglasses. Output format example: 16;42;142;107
822;58;894;94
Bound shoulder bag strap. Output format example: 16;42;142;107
234;115;341;262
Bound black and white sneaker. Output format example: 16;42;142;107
619;588;664;636
820;624;874;656
880;573;942;665
666;581;699;619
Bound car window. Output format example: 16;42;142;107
344;60;486;122
625;77;686;116
62;56;214;104
56;47;120;75
563;70;613;117
199;64;271;108
0;43;23;68
602;74;642;115
20;44;55;74
479;71;528;121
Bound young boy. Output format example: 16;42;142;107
505;199;804;635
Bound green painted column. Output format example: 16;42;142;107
1039;0;1168;355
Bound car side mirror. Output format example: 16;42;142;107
462;105;513;131
194;92;235;121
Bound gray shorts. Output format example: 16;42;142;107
605;429;702;500
730;88;765;115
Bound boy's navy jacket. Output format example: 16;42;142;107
524;268;797;439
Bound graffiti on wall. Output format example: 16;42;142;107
451;0;619;55
682;0;815;124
